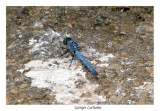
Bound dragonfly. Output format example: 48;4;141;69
60;37;98;76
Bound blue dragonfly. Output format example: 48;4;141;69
60;37;98;76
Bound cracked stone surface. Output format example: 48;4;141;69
6;6;153;105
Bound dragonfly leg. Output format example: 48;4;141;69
68;56;74;69
59;49;68;57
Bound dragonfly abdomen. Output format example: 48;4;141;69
75;51;98;76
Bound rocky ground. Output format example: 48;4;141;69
6;6;153;105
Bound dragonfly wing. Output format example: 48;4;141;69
75;51;98;76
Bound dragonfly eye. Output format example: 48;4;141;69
63;37;72;45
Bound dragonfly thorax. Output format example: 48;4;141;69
67;40;80;55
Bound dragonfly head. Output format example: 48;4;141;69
63;37;72;45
